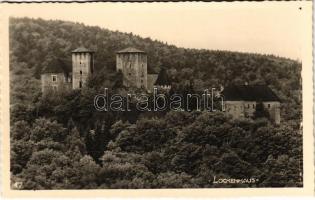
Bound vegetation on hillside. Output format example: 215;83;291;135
10;17;302;189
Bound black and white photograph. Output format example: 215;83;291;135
1;1;313;196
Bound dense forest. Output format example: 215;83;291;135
10;17;302;189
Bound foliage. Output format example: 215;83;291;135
10;17;303;189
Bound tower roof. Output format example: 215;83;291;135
154;68;171;86
117;47;145;54
222;85;281;102
72;47;94;53
42;58;71;75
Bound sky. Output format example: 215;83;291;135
3;1;311;60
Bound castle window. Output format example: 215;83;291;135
80;70;82;75
268;104;271;108
247;104;250;108
79;81;82;88
52;75;57;82
253;104;255;109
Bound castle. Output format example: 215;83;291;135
41;47;280;124
222;85;281;124
41;47;95;92
41;47;170;93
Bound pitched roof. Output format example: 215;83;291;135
154;68;171;86
72;47;94;53
222;85;280;102
42;58;71;75
117;47;145;54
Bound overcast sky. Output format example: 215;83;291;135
4;1;311;60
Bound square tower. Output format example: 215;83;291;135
72;47;94;89
116;47;147;89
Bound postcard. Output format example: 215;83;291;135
0;1;313;197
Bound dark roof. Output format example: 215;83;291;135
154;68;171;86
72;47;94;53
42;58;71;75
222;85;280;102
117;47;145;54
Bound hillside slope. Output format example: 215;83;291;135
9;17;303;189
9;17;301;121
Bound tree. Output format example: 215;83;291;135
11;140;34;174
11;120;30;141
72;155;101;188
65;127;86;160
154;171;197;188
260;155;302;187
30;118;66;143
98;151;154;188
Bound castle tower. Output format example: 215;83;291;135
72;47;94;89
116;47;147;89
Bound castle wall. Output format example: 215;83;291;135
116;53;147;89
225;101;245;119
72;52;93;89
225;100;280;124
41;73;71;93
263;101;281;124
243;101;257;118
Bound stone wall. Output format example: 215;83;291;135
116;53;147;89
263;101;281;124
225;100;280;124
225;101;245;119
41;73;71;93
243;101;257;118
72;52;93;89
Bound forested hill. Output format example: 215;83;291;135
9;17;303;189
10;17;301;116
